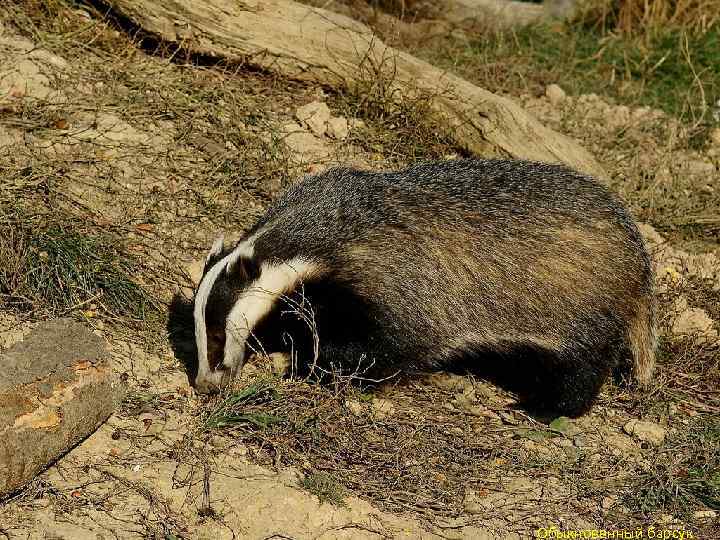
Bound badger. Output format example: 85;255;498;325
193;159;656;417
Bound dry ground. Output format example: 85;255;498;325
0;1;719;538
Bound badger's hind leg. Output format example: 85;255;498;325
456;338;615;418
531;346;613;417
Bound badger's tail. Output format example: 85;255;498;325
627;295;657;386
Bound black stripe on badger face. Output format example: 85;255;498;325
204;255;261;371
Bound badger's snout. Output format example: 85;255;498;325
193;367;230;395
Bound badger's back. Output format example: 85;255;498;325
218;159;655;415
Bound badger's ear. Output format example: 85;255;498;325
203;234;225;274
206;234;225;262
226;251;260;283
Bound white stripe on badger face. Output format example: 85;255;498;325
194;235;257;386
223;258;320;373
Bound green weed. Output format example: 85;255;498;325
627;416;720;515
300;472;347;507
203;380;285;430
0;224;155;319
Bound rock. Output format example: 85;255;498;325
295;101;331;137
280;121;332;163
637;222;665;246
344;399;364;416
623;419;666;446
462;490;485;515
326;116;349;140
0;319;122;498
672;307;718;342
545;84;566;105
105;0;608;180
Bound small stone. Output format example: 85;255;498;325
295;101;331;137
186;258;205;285
269;352;291;376
708;128;720;146
637;223;665;246
693;509;717;520
209;435;227;448
545;84;566;105
672;307;717;342
463;500;484;515
623;419;667;446
371;398;394;419
326;116;349;140
345;399;363;416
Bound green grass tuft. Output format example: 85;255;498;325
433;22;720;123
627;416;720;515
204;380;285;430
300;472;348;507
0;224;156;319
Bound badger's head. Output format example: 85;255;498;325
193;234;320;394
193;235;260;394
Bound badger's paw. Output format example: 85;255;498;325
193;368;231;395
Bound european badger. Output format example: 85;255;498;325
193;159;656;416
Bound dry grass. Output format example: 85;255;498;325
201;372;517;519
577;0;720;35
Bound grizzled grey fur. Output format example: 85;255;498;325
197;159;656;416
